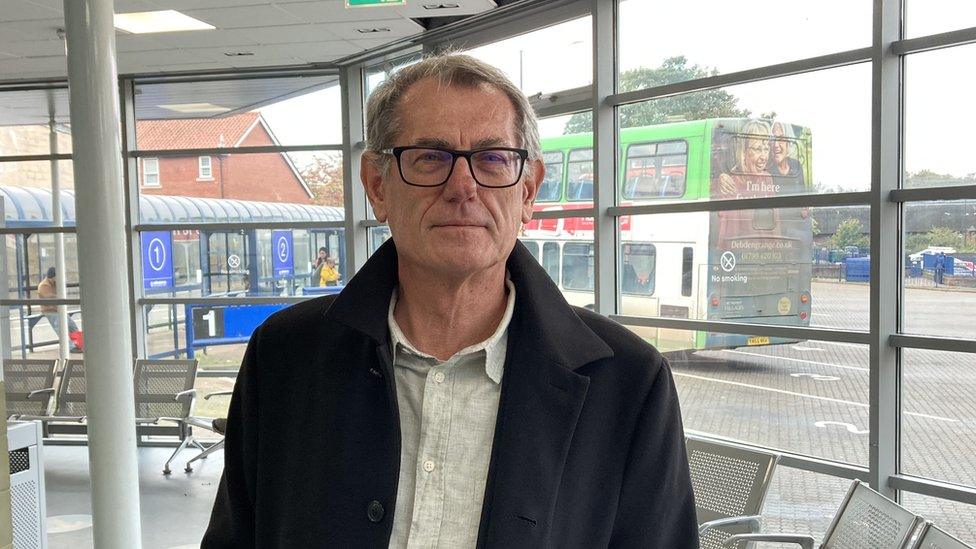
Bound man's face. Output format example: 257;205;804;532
363;78;543;278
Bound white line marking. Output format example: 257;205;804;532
817;341;867;350
792;345;825;352
721;349;868;373
674;372;958;423
814;421;869;434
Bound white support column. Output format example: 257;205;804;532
62;1;143;547
48;94;70;359
592;0;617;315
341;65;370;274
869;0;902;498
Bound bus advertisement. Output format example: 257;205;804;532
522;117;814;352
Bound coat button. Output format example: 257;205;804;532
367;500;385;523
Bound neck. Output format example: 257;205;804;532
394;262;508;361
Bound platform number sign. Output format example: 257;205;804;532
141;231;173;290
272;230;294;277
192;307;224;340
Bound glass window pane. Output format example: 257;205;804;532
621;243;655;295
0;160;76;229
0;88;72;155
632;325;869;464
902;492;976;545
139;227;345;298
611;65;871;203
364;53;422;100
136;151;344;220
617;208;868;332
466;17;592;97
902;349;976;491
618;0;871;90
134;75;341;149
901;202;976;339
1;302;84;360
762;468;856;547
906;0;976;39
519;217;593;307
904;45;976;188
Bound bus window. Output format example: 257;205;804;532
567;148;593;201
523;241;540;262
537;151;564;202
542;242;560;284
681;247;693;297
562;242;593;291
621;243;655;295
622;140;687;199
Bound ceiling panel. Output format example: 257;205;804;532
394;0;497;18
319;17;424;40
234;24;345;45
2;1;61;22
0;0;500;82
183;5;305;29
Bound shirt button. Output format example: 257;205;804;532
433;371;445;383
422;460;436;473
367;500;385;523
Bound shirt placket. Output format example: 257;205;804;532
406;359;454;548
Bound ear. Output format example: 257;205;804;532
361;152;389;222
520;158;544;224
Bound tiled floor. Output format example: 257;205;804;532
43;444;222;549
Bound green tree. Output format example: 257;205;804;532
300;153;344;207
829;218;869;250
925;226;965;249
905;233;931;255
564;56;750;134
904;170;976;188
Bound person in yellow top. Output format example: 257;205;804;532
36;267;82;352
319;258;340;287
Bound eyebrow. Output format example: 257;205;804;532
411;136;512;149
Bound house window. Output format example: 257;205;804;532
198;156;213;180
143;157;160;187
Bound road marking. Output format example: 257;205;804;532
815;421;869;434
720;349;868;373
791;373;841;381
816;341;866;350
792;345;824;352
674;372;958;423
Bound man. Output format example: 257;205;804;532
36;267;81;352
203;54;698;548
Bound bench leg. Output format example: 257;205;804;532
163;436;193;475
185;439;224;473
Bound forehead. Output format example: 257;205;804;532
395;78;518;145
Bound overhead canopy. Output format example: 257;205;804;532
0;186;343;227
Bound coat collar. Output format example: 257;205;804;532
325;238;613;371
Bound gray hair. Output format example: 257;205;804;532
364;53;542;171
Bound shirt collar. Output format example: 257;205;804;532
387;274;515;384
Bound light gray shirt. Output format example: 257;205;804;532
387;278;516;549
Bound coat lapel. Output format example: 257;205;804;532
477;243;614;547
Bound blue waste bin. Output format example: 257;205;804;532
844;257;870;282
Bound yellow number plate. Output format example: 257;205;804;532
747;336;770;346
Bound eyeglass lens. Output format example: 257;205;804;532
399;148;523;187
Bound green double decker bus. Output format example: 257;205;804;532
522;118;814;351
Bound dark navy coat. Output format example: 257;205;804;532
202;240;699;548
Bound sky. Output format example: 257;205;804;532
255;0;976;186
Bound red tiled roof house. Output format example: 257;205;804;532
136;112;312;203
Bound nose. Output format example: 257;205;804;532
441;156;479;202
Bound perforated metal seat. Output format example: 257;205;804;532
3;358;59;419
132;359;203;474
686;435;779;549
911;521;973;549
725;480;923;549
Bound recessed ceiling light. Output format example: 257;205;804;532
356;27;392;33
158;103;231;114
423;3;461;9
114;10;214;34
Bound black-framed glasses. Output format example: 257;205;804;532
381;146;529;188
